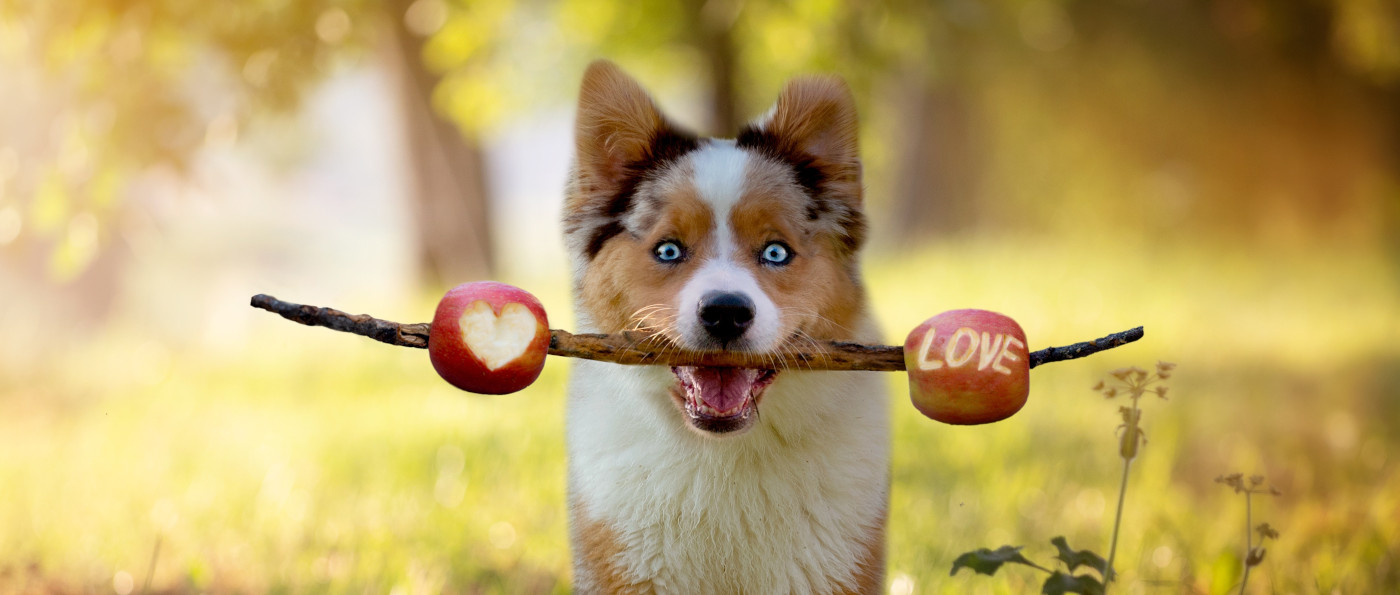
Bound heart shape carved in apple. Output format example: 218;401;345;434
459;300;537;370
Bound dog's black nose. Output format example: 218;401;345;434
698;291;755;343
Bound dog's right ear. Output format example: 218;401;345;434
574;61;696;197
568;60;697;258
576;60;662;194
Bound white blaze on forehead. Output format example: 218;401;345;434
676;141;783;351
687;141;749;257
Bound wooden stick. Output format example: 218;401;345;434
250;294;1143;371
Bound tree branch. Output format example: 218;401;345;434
250;294;1143;371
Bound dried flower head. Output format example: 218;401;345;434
1097;362;1174;461
1220;470;1282;591
1216;473;1246;493
1097;361;1173;402
1156;361;1176;379
1256;523;1280;540
1216;472;1282;496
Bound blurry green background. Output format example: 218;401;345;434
2;0;1398;593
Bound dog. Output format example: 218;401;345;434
561;60;890;594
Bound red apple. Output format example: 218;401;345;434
903;309;1030;425
429;282;550;395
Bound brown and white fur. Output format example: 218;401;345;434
562;60;889;595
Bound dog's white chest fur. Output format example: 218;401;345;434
567;359;890;594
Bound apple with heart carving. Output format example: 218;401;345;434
904;309;1030;425
429;281;550;394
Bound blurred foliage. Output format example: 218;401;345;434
5;0;376;164
4;0;1400;284
0;0;378;282
7;0;1400;267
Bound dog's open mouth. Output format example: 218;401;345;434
670;366;779;434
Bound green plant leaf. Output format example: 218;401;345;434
1042;570;1106;595
1050;536;1110;576
951;545;1048;576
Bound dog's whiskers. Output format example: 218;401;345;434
627;304;679;334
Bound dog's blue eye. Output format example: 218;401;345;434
760;242;793;265
654;241;685;263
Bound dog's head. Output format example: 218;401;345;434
563;60;869;436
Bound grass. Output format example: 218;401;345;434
1;236;1397;593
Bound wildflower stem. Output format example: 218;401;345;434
1105;455;1132;592
142;534;161;594
1240;491;1253;594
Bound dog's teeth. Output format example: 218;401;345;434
692;400;732;417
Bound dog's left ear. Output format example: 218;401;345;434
739;77;865;252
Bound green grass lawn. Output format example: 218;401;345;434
2;237;1397;593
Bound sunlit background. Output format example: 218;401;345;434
2;0;1398;593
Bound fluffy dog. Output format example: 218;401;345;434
561;60;889;595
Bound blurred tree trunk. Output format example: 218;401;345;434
685;0;741;136
888;72;982;241
384;0;494;287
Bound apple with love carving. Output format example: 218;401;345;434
903;309;1030;425
429;282;550;394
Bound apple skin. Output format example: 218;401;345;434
429;281;550;395
903;309;1030;425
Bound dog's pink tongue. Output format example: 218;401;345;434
686;367;759;412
